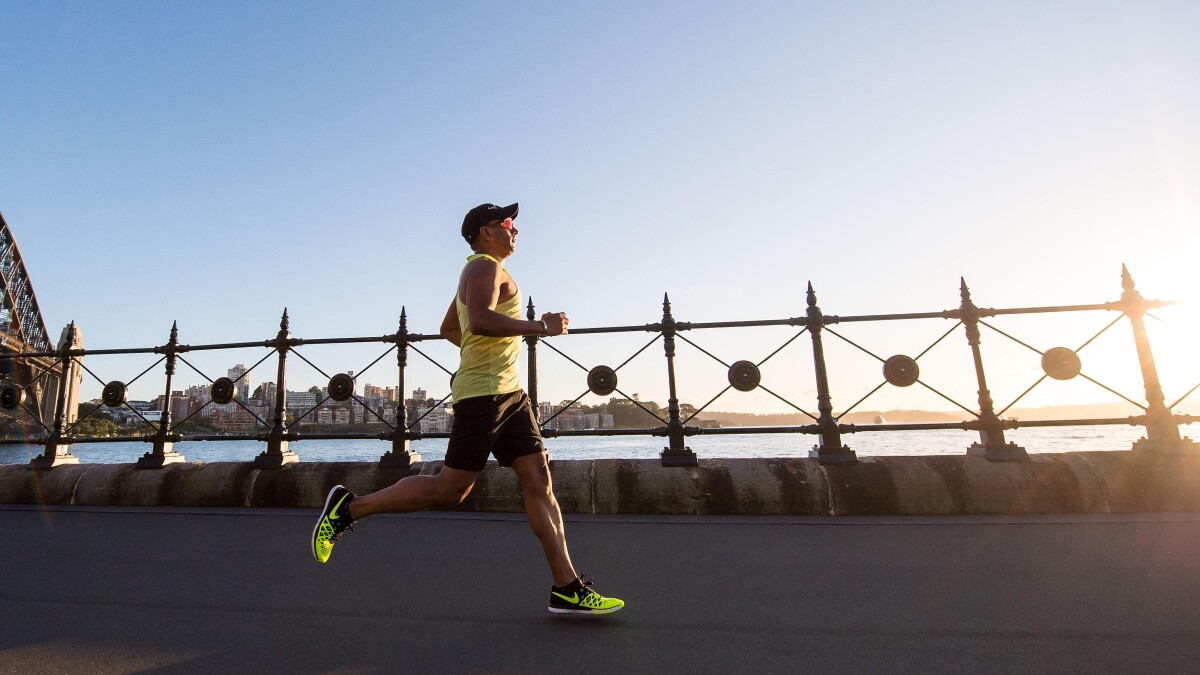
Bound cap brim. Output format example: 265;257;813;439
499;203;519;220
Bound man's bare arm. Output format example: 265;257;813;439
440;298;462;347
462;259;568;337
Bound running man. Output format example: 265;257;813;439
312;202;624;615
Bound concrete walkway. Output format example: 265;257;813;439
3;506;1199;674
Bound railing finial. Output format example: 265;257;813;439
1121;263;1135;292
959;277;971;302
280;308;290;331
806;282;816;308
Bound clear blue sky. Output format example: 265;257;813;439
3;1;1198;414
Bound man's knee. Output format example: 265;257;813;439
514;454;551;487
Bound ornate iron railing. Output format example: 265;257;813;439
1;266;1196;469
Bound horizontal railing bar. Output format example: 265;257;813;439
990;300;1179;316
1001;416;1150;428
279;433;391;440
690;425;820;435
12;435;156;444
167;435;261;442
62;347;163;356
542;427;667;437
291;336;396;346
179;341;276;351
562;324;662;335
987;303;1117;315
828;311;958;323
841;422;977;432
841;416;1153;433
0;350;58;358
677;319;802;330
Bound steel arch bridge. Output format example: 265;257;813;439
0;211;52;354
0;211;67;443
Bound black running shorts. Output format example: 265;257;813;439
444;390;545;472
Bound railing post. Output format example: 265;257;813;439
959;279;1027;461
136;321;185;468
525;297;539;423
380;307;421;468
806;283;856;464
1121;265;1196;453
31;322;80;469
254;309;299;467
660;293;697;467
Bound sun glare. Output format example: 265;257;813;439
1141;227;1200;413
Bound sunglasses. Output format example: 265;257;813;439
494;218;514;230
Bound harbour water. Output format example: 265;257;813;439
3;424;1198;465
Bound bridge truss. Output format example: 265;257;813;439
0;211;52;354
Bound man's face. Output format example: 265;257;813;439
484;217;518;253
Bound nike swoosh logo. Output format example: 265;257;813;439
551;591;579;604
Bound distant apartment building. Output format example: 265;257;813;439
315;405;351;426
169;392;190;422
286;390;317;411
543;412;613;432
181;385;212;419
107;400;157;426
259;381;277;410
315;407;332;425
363;384;397;403
408;400;452;433
208;403;258;431
148;391;192;422
225;364;250;403
359;384;399;426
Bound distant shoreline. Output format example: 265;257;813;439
696;401;1195;427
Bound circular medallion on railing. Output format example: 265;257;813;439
883;355;920;387
0;383;25;410
728;360;762;392
101;381;128;408
328;372;355;402
210;377;238;405
1041;347;1081;381
587;365;618;397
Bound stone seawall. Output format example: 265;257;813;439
2;451;1199;515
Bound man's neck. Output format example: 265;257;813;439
474;245;510;264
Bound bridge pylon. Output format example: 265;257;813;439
31;323;84;469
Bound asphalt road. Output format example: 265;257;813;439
3;506;1199;674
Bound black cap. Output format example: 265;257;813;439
461;202;519;244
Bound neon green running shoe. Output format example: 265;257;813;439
312;485;355;564
548;577;624;615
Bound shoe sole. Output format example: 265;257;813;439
312;485;346;563
548;604;624;615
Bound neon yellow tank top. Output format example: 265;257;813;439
451;254;523;402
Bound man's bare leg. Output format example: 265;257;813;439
511;452;577;586
348;466;479;520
